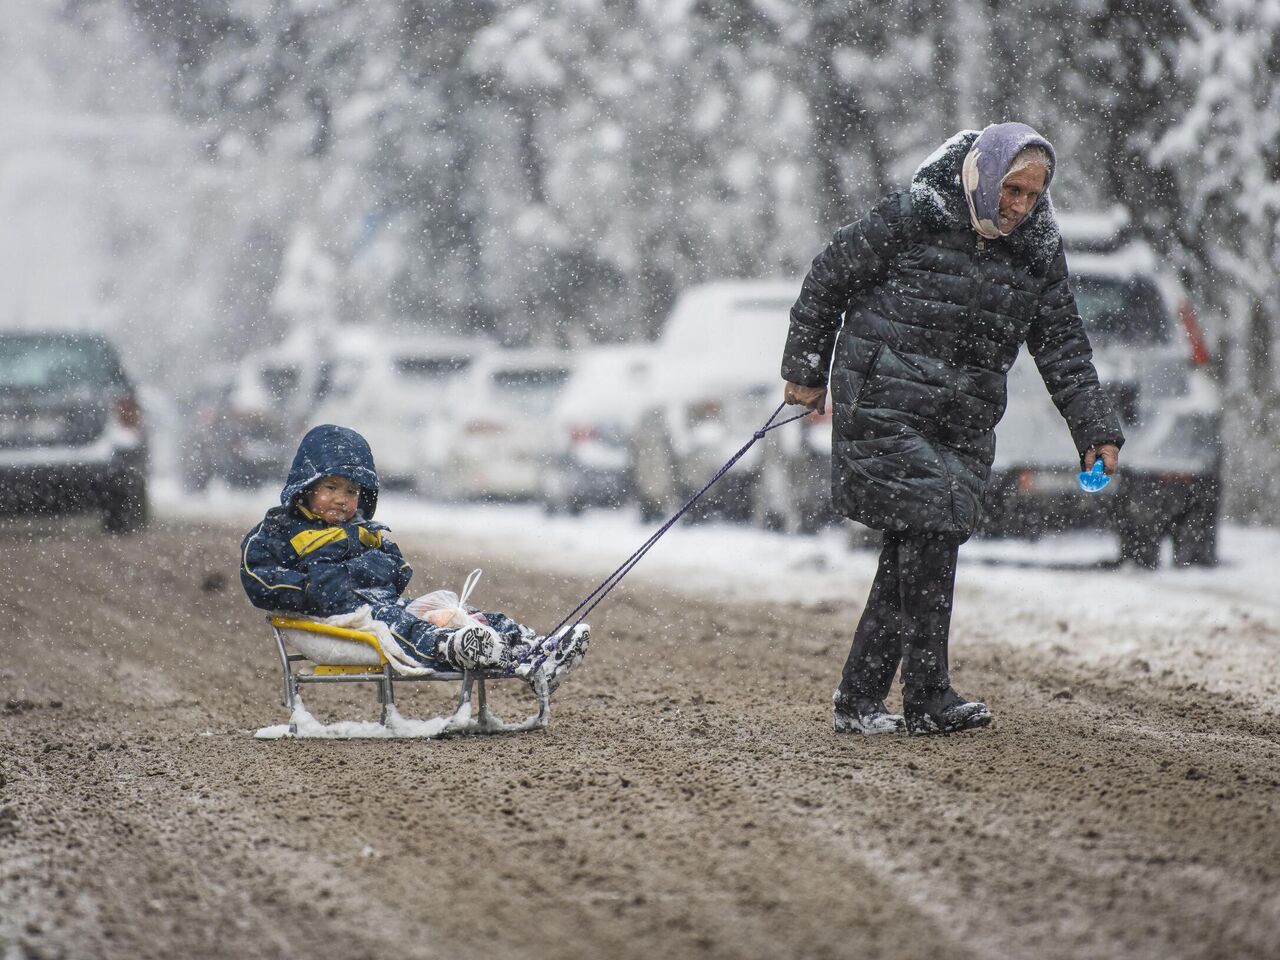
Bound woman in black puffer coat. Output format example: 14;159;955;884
781;123;1124;735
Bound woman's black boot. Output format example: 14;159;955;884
903;686;992;735
833;690;906;735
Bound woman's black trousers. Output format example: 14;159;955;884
838;531;962;699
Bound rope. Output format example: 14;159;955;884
528;401;810;666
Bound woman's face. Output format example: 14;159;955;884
998;164;1048;233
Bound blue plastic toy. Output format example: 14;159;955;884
1078;459;1111;493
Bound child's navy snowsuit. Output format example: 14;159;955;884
240;424;530;667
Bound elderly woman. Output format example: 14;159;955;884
781;123;1123;735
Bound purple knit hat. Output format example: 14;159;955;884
962;122;1055;238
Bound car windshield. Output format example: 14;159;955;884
561;353;650;415
1072;275;1170;345
0;335;121;393
261;365;301;401
490;367;571;411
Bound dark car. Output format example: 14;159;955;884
0;332;149;533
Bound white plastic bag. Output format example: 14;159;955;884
405;568;485;629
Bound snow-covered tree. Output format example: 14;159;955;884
1143;0;1280;517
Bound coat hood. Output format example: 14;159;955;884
280;424;380;519
909;127;1062;272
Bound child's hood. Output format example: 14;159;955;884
280;424;380;519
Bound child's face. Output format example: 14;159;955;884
306;476;361;524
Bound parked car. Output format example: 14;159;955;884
214;341;324;488
982;212;1222;566
174;331;323;491
308;329;485;491
0;331;149;533
632;280;801;523
177;365;239;491
540;343;654;514
440;349;574;501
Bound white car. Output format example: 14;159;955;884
307;329;486;491
984;211;1222;566
540;343;654;514
631;280;801;522
440;349;574;501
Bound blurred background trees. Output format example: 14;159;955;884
7;0;1279;515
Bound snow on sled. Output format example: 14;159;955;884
256;615;549;740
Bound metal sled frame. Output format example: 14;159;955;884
268;616;550;735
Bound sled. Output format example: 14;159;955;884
258;615;550;739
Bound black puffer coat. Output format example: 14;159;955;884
781;131;1123;539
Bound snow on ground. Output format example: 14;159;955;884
162;479;1280;710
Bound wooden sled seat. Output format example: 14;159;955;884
263;615;549;738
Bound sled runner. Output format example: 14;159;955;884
258;615;550;739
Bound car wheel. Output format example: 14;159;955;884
637;496;663;524
1114;476;1170;569
228;464;261;489
1171;518;1217;567
796;503;830;535
751;446;795;532
541;466;565;515
631;418;681;524
1118;523;1160;569
750;498;787;532
180;455;210;493
713;474;754;524
1171;480;1219;567
102;473;149;535
793;455;835;534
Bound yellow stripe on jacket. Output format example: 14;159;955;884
290;527;348;556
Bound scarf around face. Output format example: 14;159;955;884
909;129;1062;273
961;122;1056;239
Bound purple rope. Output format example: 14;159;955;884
528;402;810;666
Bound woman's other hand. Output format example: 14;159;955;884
783;380;827;413
1083;443;1121;475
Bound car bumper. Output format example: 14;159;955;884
554;462;631;506
448;454;543;499
0;451;147;514
981;466;1216;535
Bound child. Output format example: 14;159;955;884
240;423;588;686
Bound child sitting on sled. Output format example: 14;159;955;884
239;423;588;687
